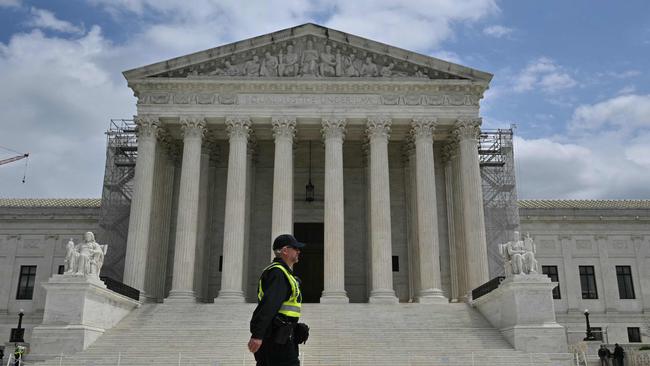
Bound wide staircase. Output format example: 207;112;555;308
33;303;557;366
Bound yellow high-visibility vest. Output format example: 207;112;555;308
257;263;302;318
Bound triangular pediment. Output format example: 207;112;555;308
123;23;492;83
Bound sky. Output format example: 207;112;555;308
0;0;649;199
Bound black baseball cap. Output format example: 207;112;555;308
273;234;306;250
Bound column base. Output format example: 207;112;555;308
369;289;399;304
165;290;197;303
320;291;349;304
416;288;448;304
214;290;246;303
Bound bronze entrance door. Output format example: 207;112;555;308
293;223;324;303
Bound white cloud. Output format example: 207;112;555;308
514;135;650;199
0;0;21;7
26;7;84;34
570;94;650;132
483;25;513;38
88;0;499;53
513;57;577;93
0;27;134;198
430;50;462;64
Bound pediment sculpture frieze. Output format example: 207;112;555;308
150;37;466;80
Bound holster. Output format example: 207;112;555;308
271;315;294;344
294;322;310;344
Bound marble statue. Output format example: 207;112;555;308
260;51;279;77
223;59;241;76
156;38;449;80
342;52;360;77
244;55;261;77
360;56;379;77
499;231;538;276
380;62;395;77
300;39;320;76
279;44;299;77
319;44;337;77
64;231;107;277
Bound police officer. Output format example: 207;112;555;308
248;234;305;366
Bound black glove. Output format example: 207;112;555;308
294;323;310;344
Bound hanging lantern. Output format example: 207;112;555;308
305;141;315;202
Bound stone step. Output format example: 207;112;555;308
30;303;557;366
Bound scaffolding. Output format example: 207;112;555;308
98;119;137;280
479;128;520;277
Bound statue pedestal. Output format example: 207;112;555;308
472;274;570;360
29;275;139;361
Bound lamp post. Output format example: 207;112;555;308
10;309;25;344
583;309;596;341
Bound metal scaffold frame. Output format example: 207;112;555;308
98;119;137;280
479;128;520;277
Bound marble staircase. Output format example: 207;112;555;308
32;303;558;366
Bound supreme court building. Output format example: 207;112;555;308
120;23;492;305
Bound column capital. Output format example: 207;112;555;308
272;116;296;140
180;116;206;139
225;116;252;140
134;115;161;139
366;115;392;141
453;117;482;141
321;117;347;141
411;117;438;141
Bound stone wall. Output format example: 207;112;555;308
520;203;650;344
0;202;101;346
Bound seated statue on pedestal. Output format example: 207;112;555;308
499;231;539;276
64;231;107;277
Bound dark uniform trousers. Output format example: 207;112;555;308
254;338;300;366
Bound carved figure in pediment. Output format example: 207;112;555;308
342;52;360;77
208;65;224;76
414;67;428;78
300;39;320;77
245;55;261;77
223;59;241;76
380;63;394;77
260;51;279;77
319;44;337;77
360;56;378;77
279;44;299;77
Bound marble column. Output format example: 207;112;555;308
366;116;398;304
124;115;159;294
271;117;296;244
450;141;469;300
412;118;447;303
143;135;175;302
193;146;211;301
216;116;251;303
453;118;489;294
167;117;205;302
320;117;349;303
442;144;459;301
402;140;420;301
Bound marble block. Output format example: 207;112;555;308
29;275;139;361
472;274;570;357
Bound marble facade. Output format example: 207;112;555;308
120;23;492;305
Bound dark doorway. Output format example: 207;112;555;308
293;223;324;303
